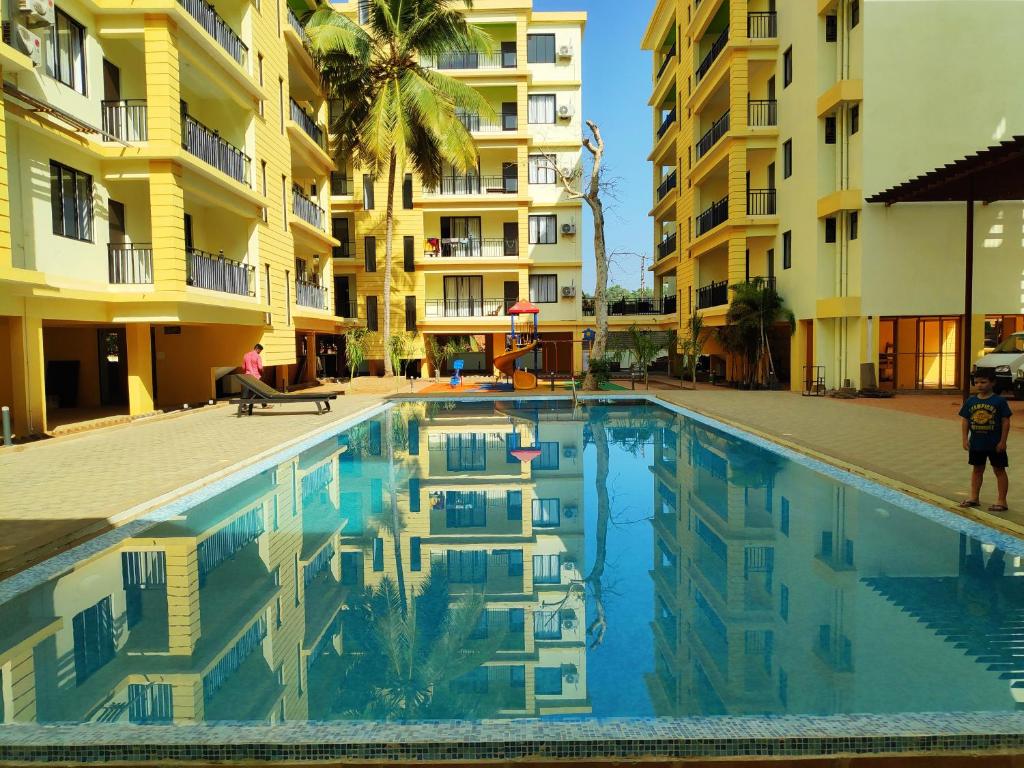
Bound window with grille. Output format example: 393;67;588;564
364;236;377;272
366;295;378;331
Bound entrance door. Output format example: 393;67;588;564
878;318;896;389
503;280;518;314
97;328;128;407
500;41;516;68
916;317;960;390
503;222;519;256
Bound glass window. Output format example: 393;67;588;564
825;14;837;42
372;538;384;571
529;155;557;184
824;116;836;145
47;9;86;94
529;274;557;303
533;554;560;584
528;94;556;124
824;217;837;243
534;441;559;470
783;140;792;178
534;610;562;639
72;596;115;684
850;211;859;240
850;0;859;27
782;230;792;269
529;215;557;244
532;498;560;527
534;666;563;695
50;161;93;241
783;46;792;87
850;104;860;134
527;34;556;63
506;490;523;520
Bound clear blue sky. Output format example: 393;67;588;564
535;0;656;290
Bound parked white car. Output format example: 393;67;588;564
974;332;1024;397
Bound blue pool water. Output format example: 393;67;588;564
1;398;1022;728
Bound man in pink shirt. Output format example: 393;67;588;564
241;344;271;408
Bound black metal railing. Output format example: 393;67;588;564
108;244;153;284
102;100;147;142
182;114;250;185
748;99;778;127
287;8;310;47
747;11;777;38
696;280;728;309
657;170;677;200
330;172;351;195
429;50;511;70
290;99;324;147
186;248;255;296
456;112;518;132
292;186;325;229
696;196;729;236
425;176;518;195
296;278;327;310
332;241;356;258
425;298;511;318
657;107;677;138
746;275;776;293
747;188;777;215
657;233;677;260
582;296;677;317
695;27;728;83
178;0;247;66
426;238;517;258
657;43;676;80
696;110;729;158
335;299;358;318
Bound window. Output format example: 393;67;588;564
405;295;417;332
824;116;836;145
364;236;377;272
72;597;114;684
264;264;271;305
403;236;414;272
529;214;557;244
782;139;792;178
534;441;559;470
285;269;291;323
851;0;860;27
529;155;557;184
824;217;837;243
410;537;421;571
127;684;174;725
780;497;790;536
780;583;789;621
372;538;384;571
782;230;792;269
446;434;486;471
825;14;837;41
506;490;523;521
257;53;264;85
50;161;93;241
281;175;287;230
402;173;413;209
528;94;556;124
849;211;859;240
278;78;284;132
533;554;560;584
529;274;557;303
47;9;86;94
527;33;556;63
783;46;792;87
534;667;562;696
366;295;378;331
261;159;267;194
362;175;375;209
534;610;562;640
532;498;560;527
850;104;860;134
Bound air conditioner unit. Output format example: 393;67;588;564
561;610;577;630
561;222;576;235
557;44;573;59
562;559;577;571
564;504;578;518
562;445;577;459
561;663;578;684
559;166;573;178
14;23;41;65
18;0;52;27
557;103;574;119
561;285;576;298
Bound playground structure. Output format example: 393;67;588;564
493;300;541;391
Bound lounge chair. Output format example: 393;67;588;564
230;374;338;416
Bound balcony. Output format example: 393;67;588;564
696;110;729;159
423;175;518;196
657;107;677;139
425;238;517;258
426;48;516;70
656;43;676;81
583;296;677;317
747;188;777;215
335;299;358;319
292;186;325;229
457;111;518;133
182;114;251;186
178;0;247;66
657;170;677;201
290;99;324;147
287;8;310;48
748;99;777;127
696;196;728;236
747;11;777;39
695;27;728;83
425;298;511;318
186;248;255;296
696;280;728;309
102;100;147;142
330;172;351;195
296;278;327;310
657;232;677;260
108;244;152;284
332;241;356;259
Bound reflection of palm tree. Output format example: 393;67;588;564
384;408;409;614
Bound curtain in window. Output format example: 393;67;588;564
534;610;562;639
529;274;557;303
533;554;561;584
529;215;557;244
532;498;560;527
527;95;555;124
528;155;556;184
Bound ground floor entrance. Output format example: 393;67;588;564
878;316;961;391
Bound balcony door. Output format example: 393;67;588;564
440;216;481;257
334;276;352;317
444;275;483;317
108;200;125;246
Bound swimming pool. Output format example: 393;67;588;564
2;396;1023;762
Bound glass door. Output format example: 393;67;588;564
444;275;483;316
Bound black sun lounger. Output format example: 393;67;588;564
230;374;338;416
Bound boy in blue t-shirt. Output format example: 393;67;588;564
959;371;1012;512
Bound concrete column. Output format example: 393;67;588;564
148;161;187;292
143;16;182;149
8;312;46;435
302;331;316;382
0;64;12;272
171;678;204;723
165;546;202;655
8;648;37;722
125;323;154;415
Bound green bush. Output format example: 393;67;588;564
587;356;615;386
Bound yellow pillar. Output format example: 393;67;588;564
125;323;154;415
302;331;316;382
149;161;187;292
9;312;46;435
165;546;202;655
9;648;38;722
171;678;204;723
0;64;12;272
143;16;182;149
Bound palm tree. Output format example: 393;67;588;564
680;311;708;390
306;0;494;377
627;325;667;389
717;279;795;387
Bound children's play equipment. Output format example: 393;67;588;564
450;359;465;388
494;300;541;390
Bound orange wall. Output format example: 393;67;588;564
154;324;263;407
42;327;101;408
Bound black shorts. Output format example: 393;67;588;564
969;449;1009;468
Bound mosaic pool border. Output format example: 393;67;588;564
3;392;1024;762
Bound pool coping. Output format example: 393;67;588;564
3;392;1024;763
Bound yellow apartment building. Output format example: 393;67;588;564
331;0;587;378
643;0;1024;392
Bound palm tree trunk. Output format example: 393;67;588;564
385;409;408;615
382;150;397;377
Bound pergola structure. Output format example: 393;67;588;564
867;135;1024;399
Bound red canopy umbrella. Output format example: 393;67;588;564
510;447;542;463
507;300;540;315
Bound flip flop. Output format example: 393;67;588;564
988;504;1009;512
959;499;981;508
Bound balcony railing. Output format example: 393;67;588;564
747;11;778;39
290;99;324;147
108;244;153;284
332;241;356;258
292;187;325;229
696;196;729;236
657;233;677;260
696;280;729;310
747;275;777;293
696;110;730;159
657;107;677;139
427;49;515;70
101;100;147;142
335;299;358;319
425;298;511;318
657;170;678;201
330;172;351;195
182;114;250;186
178;0;247;66
425;238;517;258
747;188;777;215
748;99;778;127
296;278;327;310
287;8;310;47
424;176;518;196
695;27;728;83
457;112;518;132
582;296;677;317
656;43;676;80
186;248;255;296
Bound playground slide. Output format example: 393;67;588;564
493;341;540;390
